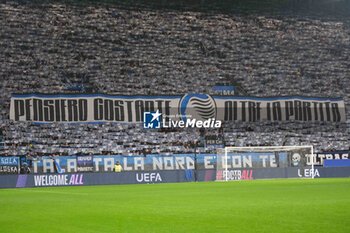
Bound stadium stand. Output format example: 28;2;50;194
0;1;349;156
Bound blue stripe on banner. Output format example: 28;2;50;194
213;96;344;101
11;94;181;99
11;94;343;101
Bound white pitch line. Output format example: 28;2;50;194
15;189;89;196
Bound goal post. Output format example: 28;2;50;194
216;146;314;181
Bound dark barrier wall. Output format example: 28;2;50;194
210;167;350;180
1;167;350;189
0;170;195;188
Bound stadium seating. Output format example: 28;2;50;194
0;2;349;156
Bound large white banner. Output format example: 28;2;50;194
10;94;346;123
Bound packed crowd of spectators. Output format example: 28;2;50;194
0;2;349;156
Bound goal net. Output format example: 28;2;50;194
216;146;314;181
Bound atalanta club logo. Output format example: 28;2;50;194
291;153;301;167
143;95;221;129
179;94;217;122
143;110;162;129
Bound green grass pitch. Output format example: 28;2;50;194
0;178;349;233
